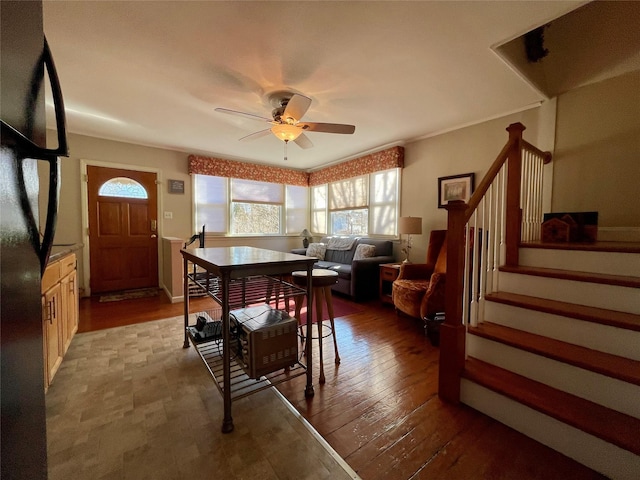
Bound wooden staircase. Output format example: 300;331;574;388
460;242;640;479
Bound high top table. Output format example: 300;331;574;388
181;246;317;433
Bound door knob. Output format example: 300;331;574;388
151;234;157;238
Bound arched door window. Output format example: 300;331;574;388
98;177;148;199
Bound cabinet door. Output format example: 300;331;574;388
43;284;63;388
61;270;78;353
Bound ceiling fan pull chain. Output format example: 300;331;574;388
284;140;288;161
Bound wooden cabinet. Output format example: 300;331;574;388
42;253;78;390
59;255;78;353
42;281;63;388
379;263;401;305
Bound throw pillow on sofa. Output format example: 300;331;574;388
353;243;376;261
306;242;326;260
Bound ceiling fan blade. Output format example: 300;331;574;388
293;133;313;149
238;128;271;142
299;122;355;134
215;107;272;123
282;94;312;122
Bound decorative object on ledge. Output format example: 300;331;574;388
398;216;422;263
542;212;598;243
438;173;475;208
300;228;313;248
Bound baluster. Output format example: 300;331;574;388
478;197;487;324
493;168;503;291
485;183;494;295
522;150;532;241
534;152;544;240
499;164;507;265
469;214;480;327
520;151;527;241
462;222;471;330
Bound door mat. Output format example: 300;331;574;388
99;287;159;303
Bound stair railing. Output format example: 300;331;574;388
438;122;552;403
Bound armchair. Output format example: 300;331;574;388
392;230;447;319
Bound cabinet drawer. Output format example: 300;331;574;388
42;262;60;293
381;268;398;281
60;253;76;277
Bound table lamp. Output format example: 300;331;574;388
300;228;312;248
398;216;422;263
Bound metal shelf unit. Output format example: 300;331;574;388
181;246;317;433
186;327;307;401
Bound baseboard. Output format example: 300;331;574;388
162;285;183;303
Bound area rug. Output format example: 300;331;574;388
46;316;359;479
199;295;364;325
98;287;159;302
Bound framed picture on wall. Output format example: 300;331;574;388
438;173;475;208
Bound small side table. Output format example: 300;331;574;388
379;263;401;306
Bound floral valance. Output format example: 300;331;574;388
308;146;404;186
188;145;404;187
188;155;309;187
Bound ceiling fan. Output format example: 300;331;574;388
215;91;355;154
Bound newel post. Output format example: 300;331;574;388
505;122;525;266
438;200;467;404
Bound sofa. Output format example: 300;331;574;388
291;236;394;301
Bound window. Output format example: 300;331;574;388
98;177;148;199
370;168;398;235
193;174;308;235
312;168;399;236
286;185;308;234
310;185;327;234
194;175;227;233
230;178;282;234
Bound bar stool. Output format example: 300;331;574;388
291;269;341;384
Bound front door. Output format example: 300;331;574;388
87;166;158;294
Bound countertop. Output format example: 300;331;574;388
48;243;83;263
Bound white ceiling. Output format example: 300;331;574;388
42;1;587;171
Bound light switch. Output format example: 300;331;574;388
164;211;173;219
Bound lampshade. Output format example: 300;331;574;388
299;228;311;238
271;123;303;142
398;216;422;235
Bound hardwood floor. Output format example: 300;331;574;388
78;291;606;479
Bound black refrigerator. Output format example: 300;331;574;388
1;2;68;478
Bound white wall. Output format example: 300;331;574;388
400;107;549;263
552;71;640;239
44;70;637;293
42;132;301;294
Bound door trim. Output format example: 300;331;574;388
80;159;163;297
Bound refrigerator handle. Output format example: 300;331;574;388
0;37;68;161
0;36;68;274
39;158;61;274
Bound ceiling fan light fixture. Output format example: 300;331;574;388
271;123;302;142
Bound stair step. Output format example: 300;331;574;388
520;240;640;254
497;269;640;314
518;244;640;277
499;264;640;289
468;322;640;386
485;291;640;332
463;357;640;456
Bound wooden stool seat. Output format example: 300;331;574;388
291;269;340;384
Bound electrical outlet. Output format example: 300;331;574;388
164;211;173;219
